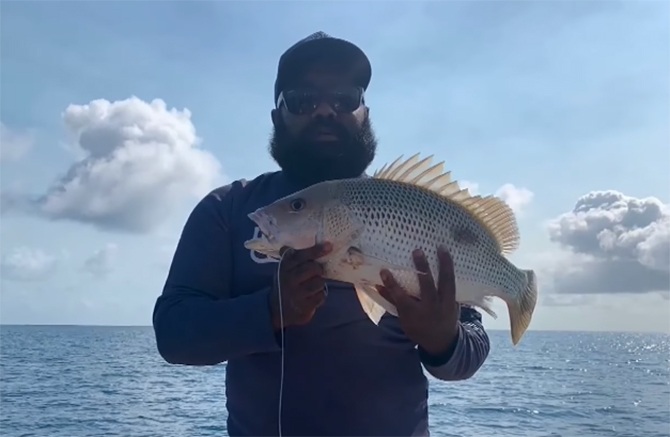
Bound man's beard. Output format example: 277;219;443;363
269;117;377;187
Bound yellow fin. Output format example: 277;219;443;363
421;172;452;193
410;161;446;185
373;154;520;255
505;269;538;345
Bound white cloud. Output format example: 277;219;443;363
0;247;58;281
14;97;224;233
458;179;534;215
547;190;670;295
82;243;118;278
494;183;534;215
0;122;34;162
459;180;480;195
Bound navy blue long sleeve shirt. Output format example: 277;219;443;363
152;170;491;436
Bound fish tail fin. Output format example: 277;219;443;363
506;269;538;346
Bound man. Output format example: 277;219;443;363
152;31;491;437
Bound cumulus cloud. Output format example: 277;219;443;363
0;247;58;281
547;190;670;295
0;122;34;162
82;243;118;278
3;97;224;233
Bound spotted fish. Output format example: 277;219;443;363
244;154;538;345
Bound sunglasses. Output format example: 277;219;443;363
276;86;365;115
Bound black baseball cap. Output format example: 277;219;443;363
274;31;372;105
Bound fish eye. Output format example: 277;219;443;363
290;198;306;212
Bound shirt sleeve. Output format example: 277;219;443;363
152;187;281;366
418;306;491;381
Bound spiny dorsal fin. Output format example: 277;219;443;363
373;154;521;255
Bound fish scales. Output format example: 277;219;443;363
244;153;539;345
330;178;524;313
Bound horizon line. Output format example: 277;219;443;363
1;324;668;335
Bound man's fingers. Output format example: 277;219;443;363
379;269;399;290
299;275;327;297
283;242;333;266
304;287;327;308
412;249;438;302
379;269;417;312
289;261;324;284
436;246;456;303
376;285;395;306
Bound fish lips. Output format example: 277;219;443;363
244;237;282;260
248;210;276;244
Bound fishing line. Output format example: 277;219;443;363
275;247;329;437
275;248;289;437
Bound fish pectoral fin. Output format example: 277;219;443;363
346;247;424;276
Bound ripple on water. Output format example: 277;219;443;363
1;327;669;437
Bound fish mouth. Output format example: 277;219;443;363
248;210;276;244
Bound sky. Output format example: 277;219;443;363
1;1;668;334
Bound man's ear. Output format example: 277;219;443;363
271;108;280;127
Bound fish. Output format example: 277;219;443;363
244;153;538;345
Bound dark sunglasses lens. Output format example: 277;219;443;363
283;88;362;114
284;90;319;115
329;89;362;112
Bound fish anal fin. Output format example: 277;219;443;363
372;154;521;255
461;297;498;319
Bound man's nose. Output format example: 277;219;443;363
311;101;336;119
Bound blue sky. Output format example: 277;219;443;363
1;1;668;333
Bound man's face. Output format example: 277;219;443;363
269;62;377;187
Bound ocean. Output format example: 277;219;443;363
0;325;668;437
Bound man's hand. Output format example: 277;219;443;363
269;242;333;331
377;246;460;356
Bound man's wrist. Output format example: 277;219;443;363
418;323;461;366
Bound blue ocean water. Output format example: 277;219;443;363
0;326;668;437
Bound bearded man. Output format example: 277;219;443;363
152;31;491;437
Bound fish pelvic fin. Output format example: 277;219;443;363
507;269;538;346
372;153;521;255
354;284;397;324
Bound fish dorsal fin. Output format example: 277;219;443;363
373;154;521;255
